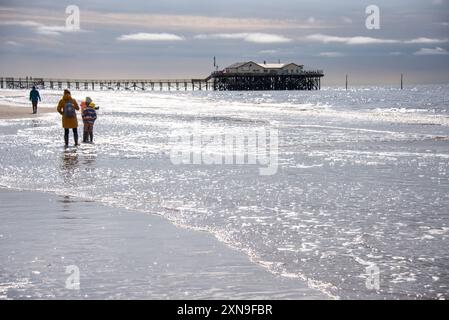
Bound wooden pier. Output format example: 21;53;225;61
206;70;324;91
0;69;324;92
0;77;212;91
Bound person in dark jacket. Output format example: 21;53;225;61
82;101;97;143
29;86;41;114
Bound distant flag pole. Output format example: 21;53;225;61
213;56;216;68
345;74;348;91
401;73;403;90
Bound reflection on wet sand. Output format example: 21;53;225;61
30;119;43;128
62;149;79;170
61;149;79;183
60;146;98;188
61;146;97;171
80;145;97;167
59;195;74;212
59;147;97;211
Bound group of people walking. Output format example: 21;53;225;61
30;87;98;147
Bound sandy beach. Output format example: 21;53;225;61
0;188;326;299
0;104;54;120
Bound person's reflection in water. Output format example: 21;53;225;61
59;195;73;212
61;149;79;184
81;147;97;167
30;119;41;128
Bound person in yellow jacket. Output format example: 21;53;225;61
57;89;80;147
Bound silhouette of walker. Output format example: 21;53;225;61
29;86;41;114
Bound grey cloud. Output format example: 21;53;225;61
306;34;449;45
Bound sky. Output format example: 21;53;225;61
0;0;448;85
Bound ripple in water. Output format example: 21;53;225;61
1;86;449;299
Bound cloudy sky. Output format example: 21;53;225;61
1;0;448;85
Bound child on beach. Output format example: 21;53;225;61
82;100;97;143
80;97;92;112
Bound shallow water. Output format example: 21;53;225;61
0;86;448;299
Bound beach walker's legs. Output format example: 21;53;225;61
83;126;88;143
88;124;94;142
64;128;69;147
73;128;79;146
32;101;37;114
83;124;93;143
64;128;79;147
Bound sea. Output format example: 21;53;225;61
0;85;448;299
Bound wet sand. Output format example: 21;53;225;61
0;104;54;119
0;188;327;299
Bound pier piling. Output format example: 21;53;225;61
1;74;323;92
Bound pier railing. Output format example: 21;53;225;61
1;70;325;91
0;77;213;91
207;69;324;78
